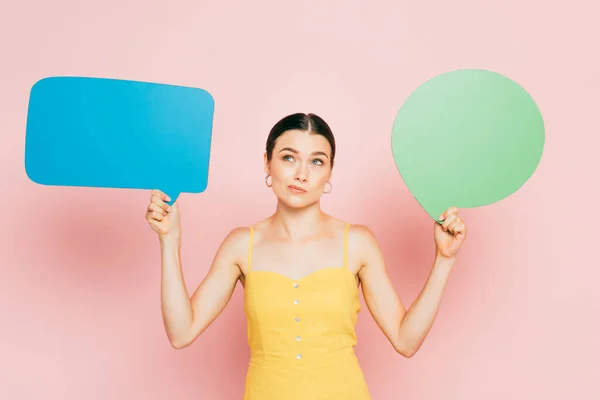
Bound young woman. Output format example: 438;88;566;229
145;113;467;399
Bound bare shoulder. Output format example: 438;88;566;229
214;226;252;267
345;223;384;271
322;214;357;234
219;226;251;248
347;223;379;247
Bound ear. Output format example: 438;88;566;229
263;152;270;175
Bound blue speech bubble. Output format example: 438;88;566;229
24;76;214;205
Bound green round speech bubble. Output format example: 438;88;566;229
391;69;545;223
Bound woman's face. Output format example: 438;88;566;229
264;129;333;209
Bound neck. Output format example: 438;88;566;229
270;200;326;242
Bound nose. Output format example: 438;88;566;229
294;161;308;183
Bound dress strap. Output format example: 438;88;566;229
248;226;254;271
343;223;350;269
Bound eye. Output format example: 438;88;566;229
283;154;295;162
312;158;324;165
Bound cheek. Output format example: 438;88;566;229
270;162;295;181
312;168;330;184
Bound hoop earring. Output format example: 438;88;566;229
324;181;332;194
265;175;272;187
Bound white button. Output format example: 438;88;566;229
296;354;302;360
295;316;301;322
296;336;301;342
293;283;299;288
293;299;299;305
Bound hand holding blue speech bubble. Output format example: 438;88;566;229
24;77;214;206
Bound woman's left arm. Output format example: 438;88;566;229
355;207;467;358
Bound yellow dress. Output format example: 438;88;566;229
243;223;372;399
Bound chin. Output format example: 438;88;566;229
278;193;319;209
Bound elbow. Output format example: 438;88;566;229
167;322;201;349
399;347;417;358
395;345;417;358
168;332;193;350
393;338;419;358
170;339;189;350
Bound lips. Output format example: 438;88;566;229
288;185;307;193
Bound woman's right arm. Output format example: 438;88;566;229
146;190;247;349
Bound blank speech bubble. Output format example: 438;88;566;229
391;69;545;223
24;76;214;205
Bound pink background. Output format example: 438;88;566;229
1;0;599;399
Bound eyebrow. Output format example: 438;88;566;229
278;147;329;159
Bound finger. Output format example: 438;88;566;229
151;189;171;203
145;210;164;222
447;206;459;215
447;220;459;234
439;206;458;220
441;214;457;231
148;203;167;215
151;195;172;212
149;219;164;232
149;211;164;221
453;222;466;238
452;218;464;231
439;209;457;224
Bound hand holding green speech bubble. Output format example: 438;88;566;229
391;69;545;223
